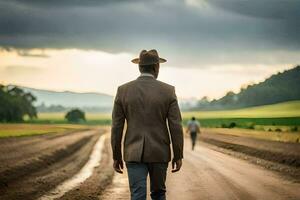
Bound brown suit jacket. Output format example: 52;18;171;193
111;75;184;162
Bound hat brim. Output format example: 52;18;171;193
131;58;167;64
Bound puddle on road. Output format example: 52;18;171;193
39;134;106;200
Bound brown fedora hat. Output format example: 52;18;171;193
131;49;167;65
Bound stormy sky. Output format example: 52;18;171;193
0;0;299;98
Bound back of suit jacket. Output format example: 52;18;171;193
111;75;184;162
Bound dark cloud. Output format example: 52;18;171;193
0;0;299;67
205;0;300;52
206;0;300;20
8;0;138;8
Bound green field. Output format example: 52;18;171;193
182;101;300;131
25;101;300;130
2;101;299;139
0;124;91;138
183;117;300;129
183;100;300;119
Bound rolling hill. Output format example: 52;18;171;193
9;65;300;112
10;86;114;111
196;65;300;110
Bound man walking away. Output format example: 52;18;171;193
186;117;201;150
111;49;184;200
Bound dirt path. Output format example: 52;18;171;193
101;139;300;200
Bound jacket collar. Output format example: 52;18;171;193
137;73;155;80
140;73;155;78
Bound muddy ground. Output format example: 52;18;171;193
199;130;300;181
59;134;114;200
0;129;108;200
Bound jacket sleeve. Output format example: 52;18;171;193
167;87;184;161
111;87;125;161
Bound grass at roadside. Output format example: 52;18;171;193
0;124;91;138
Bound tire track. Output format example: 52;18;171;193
0;135;93;187
38;134;106;200
0;129;104;200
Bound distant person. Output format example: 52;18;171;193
111;49;184;200
186;117;201;150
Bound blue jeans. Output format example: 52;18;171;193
126;162;168;200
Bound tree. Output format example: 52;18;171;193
65;109;86;123
0;85;37;122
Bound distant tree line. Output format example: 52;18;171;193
0;85;37;122
194;65;300;111
37;103;68;112
36;103;111;113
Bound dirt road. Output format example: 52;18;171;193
101;140;300;200
1;128;299;200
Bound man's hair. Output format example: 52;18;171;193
139;63;157;73
192;117;195;121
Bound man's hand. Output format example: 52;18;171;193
171;159;182;173
113;159;124;174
